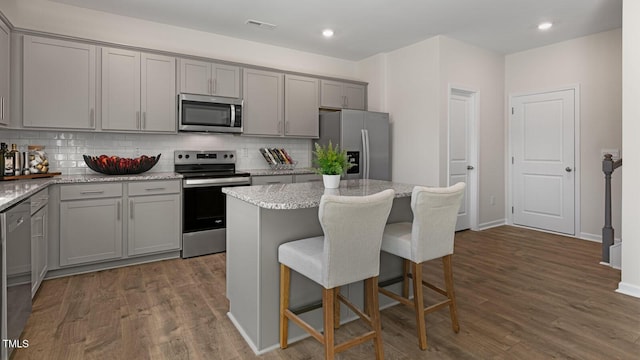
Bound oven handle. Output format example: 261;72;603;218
184;177;251;188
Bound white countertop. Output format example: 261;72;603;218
0;172;182;212
222;179;415;210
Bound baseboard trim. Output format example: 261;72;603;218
578;232;622;244
227;312;263;355
616;282;640;299
477;219;506;231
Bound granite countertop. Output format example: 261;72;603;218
0;172;182;212
222;179;415;210
242;168;317;176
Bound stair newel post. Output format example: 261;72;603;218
602;154;614;263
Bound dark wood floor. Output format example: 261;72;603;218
14;226;640;359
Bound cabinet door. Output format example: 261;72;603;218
127;194;181;256
251;175;293;185
212;63;240;98
60;198;123;266
320;80;344;109
294;174;322;183
179;58;211;95
101;48;140;131
141;53;176;132
23;36;96;129
31;205;48;298
344;83;366;110
285;75;319;138
0;20;9;126
243;68;283;136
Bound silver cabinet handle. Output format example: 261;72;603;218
565;167;573;172
42;212;46;235
142;112;146;130
344;95;348;107
278;121;282;134
144;187;165;191
285;121;289;134
209;79;213;94
90;108;95;127
467;165;474;170
80;190;104;194
117;200;121;220
1;96;4;120
136;111;141;129
129;199;134;219
213;78;217;94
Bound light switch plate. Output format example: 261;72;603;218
601;148;620;160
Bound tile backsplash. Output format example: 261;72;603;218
0;129;312;175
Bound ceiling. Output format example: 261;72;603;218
50;0;622;61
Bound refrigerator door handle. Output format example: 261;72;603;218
365;129;371;179
361;129;368;179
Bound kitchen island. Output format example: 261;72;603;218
223;179;416;354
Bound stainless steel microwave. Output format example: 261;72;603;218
178;93;243;134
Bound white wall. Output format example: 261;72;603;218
357;53;387;112
620;0;640;297
0;0;357;80
505;29;623;241
439;37;506;226
382;37;441;186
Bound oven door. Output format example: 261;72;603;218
182;177;250;233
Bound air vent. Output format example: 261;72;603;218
245;19;277;30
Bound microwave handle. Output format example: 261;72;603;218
230;104;236;127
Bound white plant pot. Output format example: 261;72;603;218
322;174;341;189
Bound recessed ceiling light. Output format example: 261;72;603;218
322;29;334;38
538;22;553;30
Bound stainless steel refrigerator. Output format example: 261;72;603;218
318;109;390;181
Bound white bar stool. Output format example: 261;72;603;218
278;189;395;360
378;183;465;350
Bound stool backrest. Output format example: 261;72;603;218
410;183;465;263
319;189;395;289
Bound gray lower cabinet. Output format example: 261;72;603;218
58;180;181;268
251;174;293;185
127;181;181;256
59;183;123;266
293;173;322;183
31;189;48;298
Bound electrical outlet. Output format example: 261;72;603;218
240;147;249;158
489;195;495;206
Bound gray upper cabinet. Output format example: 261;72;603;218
102;48;176;132
23;36;97;129
284;74;319;138
0;20;9;126
243;68;284;136
320;80;366;110
179;58;240;98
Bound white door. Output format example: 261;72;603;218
511;89;575;235
449;89;475;231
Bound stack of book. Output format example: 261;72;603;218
259;148;297;169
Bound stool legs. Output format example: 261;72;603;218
411;262;428;350
366;277;385;360
322;288;336;360
280;264;291;349
443;255;460;333
333;287;341;329
402;259;411;298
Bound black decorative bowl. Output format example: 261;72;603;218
83;154;161;175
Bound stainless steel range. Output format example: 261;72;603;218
175;150;251;258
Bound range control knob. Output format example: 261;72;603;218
229;154;234;158
224;154;228;159
185;154;190;159
178;154;183;159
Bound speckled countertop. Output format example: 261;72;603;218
242;168;317;176
222;179;415;210
0;172;182;212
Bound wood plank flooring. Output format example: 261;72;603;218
13;226;640;359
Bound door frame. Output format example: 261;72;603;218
447;84;479;230
507;84;581;236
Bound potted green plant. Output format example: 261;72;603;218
313;141;352;188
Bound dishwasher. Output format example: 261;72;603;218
1;200;31;360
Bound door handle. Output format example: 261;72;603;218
565;167;573;172
467;165;474;170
